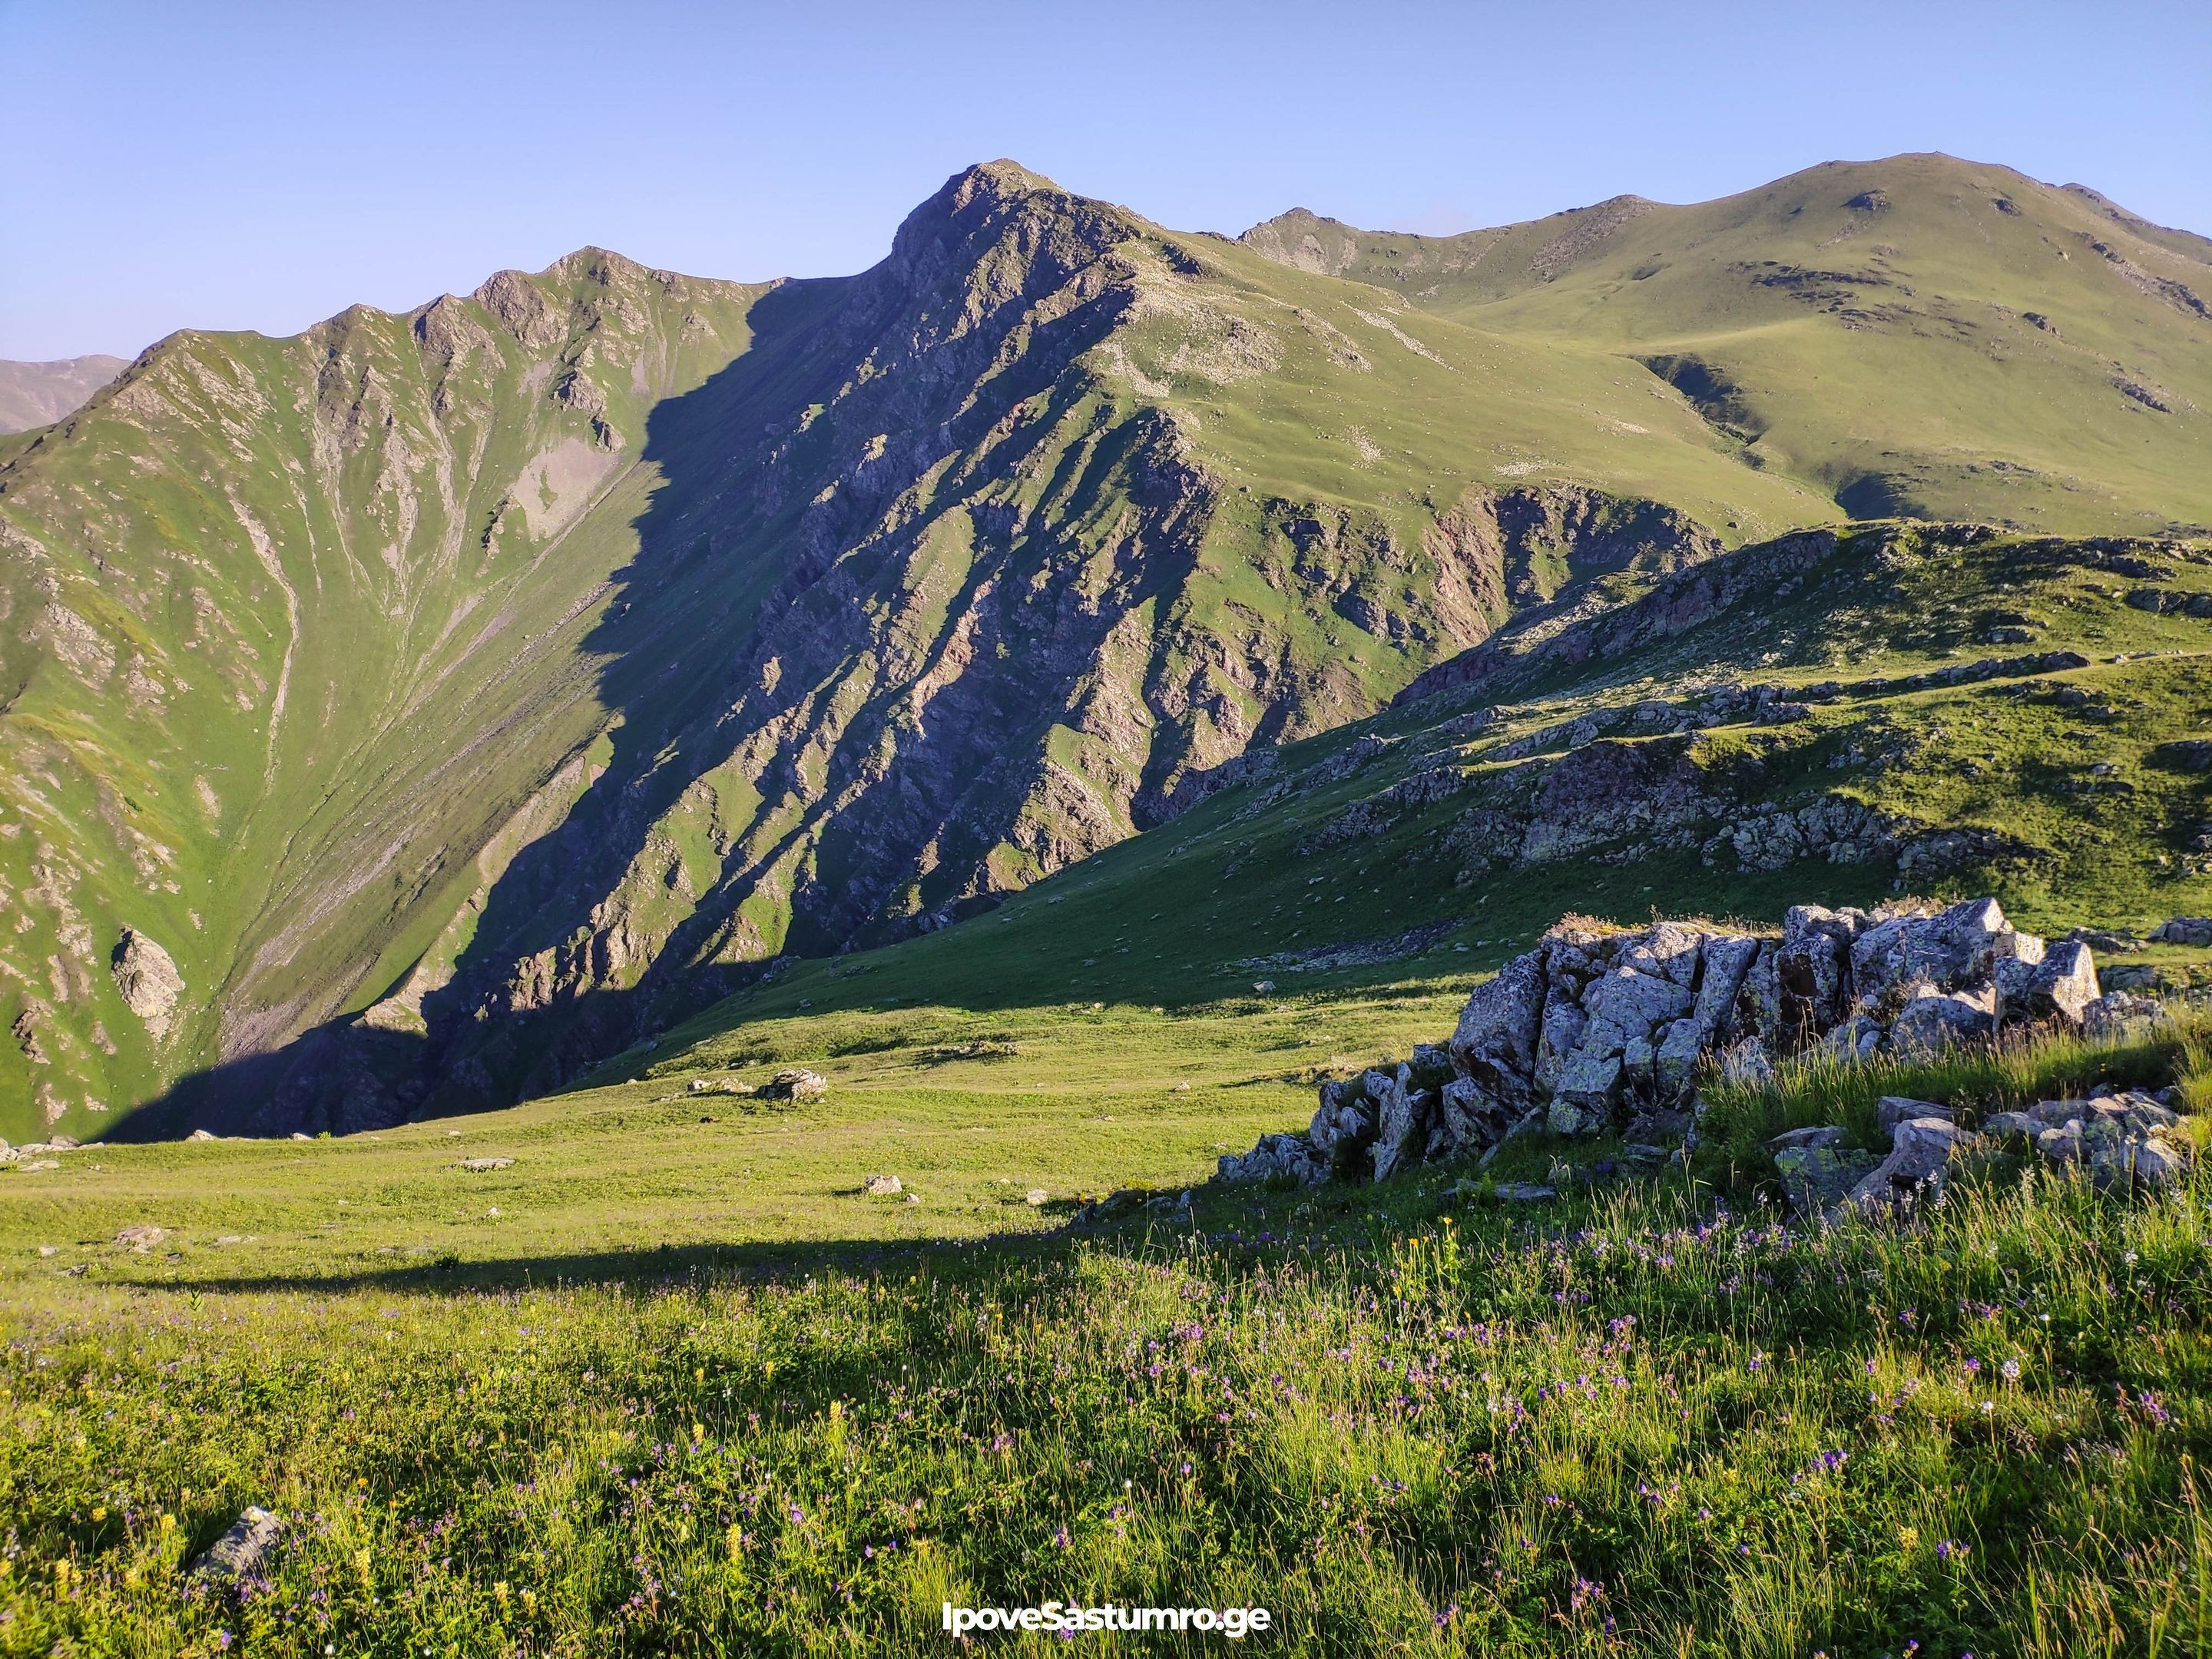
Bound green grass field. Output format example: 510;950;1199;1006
7;987;2212;1654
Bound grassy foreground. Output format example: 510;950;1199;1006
5;1013;2212;1654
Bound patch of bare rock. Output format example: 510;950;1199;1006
1219;896;2157;1190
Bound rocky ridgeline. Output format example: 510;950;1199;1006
1219;896;2138;1187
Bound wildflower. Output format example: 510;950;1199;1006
1899;1525;1919;1549
726;1524;746;1563
159;1513;176;1533
1936;1538;1969;1561
1052;1526;1071;1548
495;1581;510;1607
2001;1359;2022;1382
91;1505;106;1522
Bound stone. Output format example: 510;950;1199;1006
1776;1141;1879;1219
767;1068;829;1101
1849;897;2017;1011
111;927;184;1042
455;1157;515;1171
189;1505;283;1587
1025;1188;1049;1206
1450;949;1546;1089
1876;1097;1952;1140
1251;980;1276;994
1217;1131;1327;1185
114;1224;167;1250
187;1128;217;1142
1772;916;1851;1041
1623;1107;1692;1144
1767;1124;1846;1150
1843;1118;1985;1217
1371;1073;1435;1184
2004;939;2101;1027
863;1174;903;1197
2083;992;2164;1040
48;1134;78;1151
2153;917;2212;947
1492;1182;1557;1203
1889;985;1996;1055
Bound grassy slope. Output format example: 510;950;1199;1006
2;1023;2210;1654
1247;154;2212;534
0;255;770;1142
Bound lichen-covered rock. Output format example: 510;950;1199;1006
1772;1128;1879;1219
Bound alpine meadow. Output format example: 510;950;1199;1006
3;139;2212;1657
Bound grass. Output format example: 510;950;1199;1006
5;998;2212;1653
1694;1005;2212;1177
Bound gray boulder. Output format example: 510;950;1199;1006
2153;917;2212;947
1843;1118;1985;1217
188;1505;283;1587
1772;1128;1879;1219
1876;1096;1953;1138
1889;985;1996;1055
2002;939;2101;1026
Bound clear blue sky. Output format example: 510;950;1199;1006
2;0;2207;359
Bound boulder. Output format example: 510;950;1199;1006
1848;897;2018;1012
1370;1070;1438;1184
2082;992;2164;1040
1217;1131;1328;1185
1450;949;1545;1091
863;1174;903;1197
2153;917;2212;947
2002;939;2101;1027
1842;1118;1985;1217
111;927;184;1042
455;1157;515;1172
766;1068;829;1101
1876;1096;1953;1139
1889;985;1996;1055
188;1505;283;1587
1772;1128;1879;1219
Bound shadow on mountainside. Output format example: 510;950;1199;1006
116;174;1212;1141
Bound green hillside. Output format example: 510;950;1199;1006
1245;154;2212;534
4;157;2209;1143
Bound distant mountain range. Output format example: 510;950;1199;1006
1;153;2206;1141
0;355;129;433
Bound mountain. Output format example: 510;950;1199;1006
1243;154;2212;534
2;156;2207;1141
0;355;130;433
619;515;2212;1097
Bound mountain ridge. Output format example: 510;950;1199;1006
3;154;2208;1141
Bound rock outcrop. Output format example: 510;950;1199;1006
1221;895;2135;1187
110;929;184;1043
